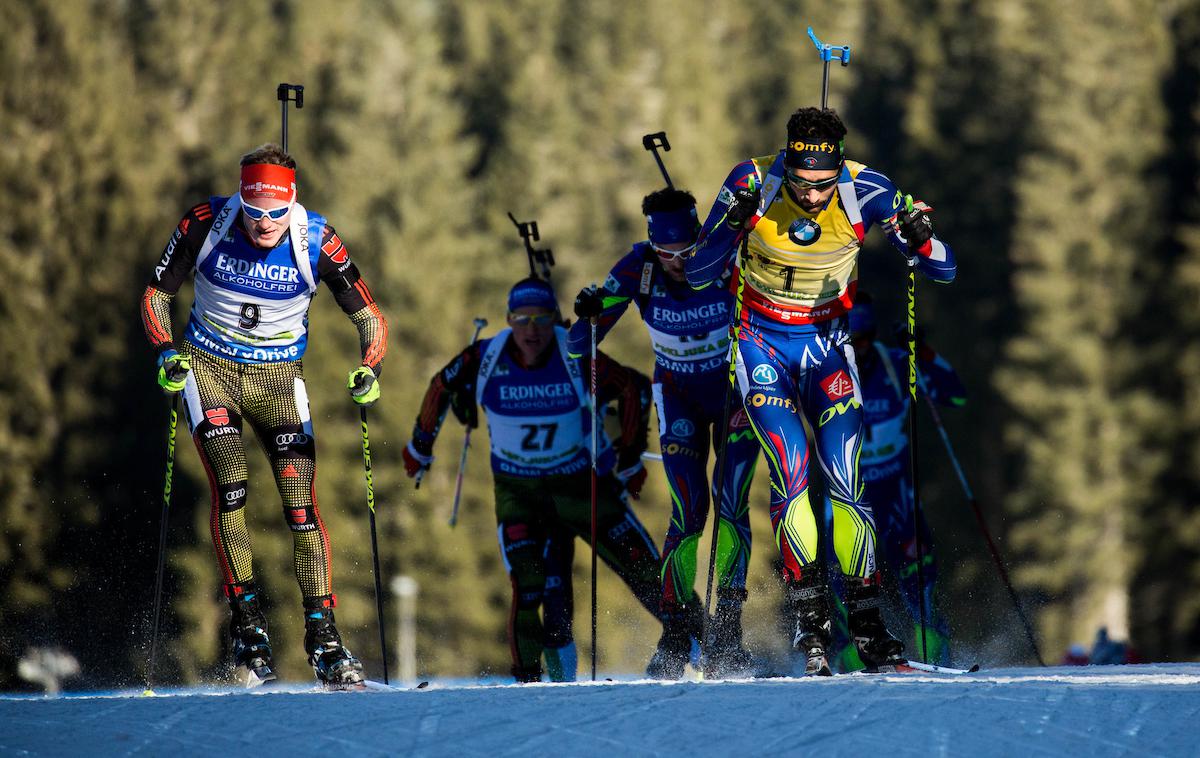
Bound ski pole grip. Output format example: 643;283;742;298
642;132;671;152
807;27;852;65
277;83;304;107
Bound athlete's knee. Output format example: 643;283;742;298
269;424;315;460
216;480;248;513
500;523;546;600
606;511;660;565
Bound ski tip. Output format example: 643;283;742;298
416;681;430;689
968;664;981;673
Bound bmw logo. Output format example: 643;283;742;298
670;419;695;438
751;364;779;385
788;218;822;246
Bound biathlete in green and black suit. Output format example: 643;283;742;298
403;278;663;682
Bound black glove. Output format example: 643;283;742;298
725;185;761;229
574;284;605;320
449;390;478;429
892;321;935;361
897;197;934;252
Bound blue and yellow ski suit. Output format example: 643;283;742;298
687;154;956;583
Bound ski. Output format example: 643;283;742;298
867;660;980;675
234;664;278;689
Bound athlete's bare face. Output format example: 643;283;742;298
241;197;292;249
508;307;557;365
785;169;840;214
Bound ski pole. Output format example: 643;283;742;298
358;406;391;684
914;370;1047;666
144;394;179;695
641;132;674;189
904;206;929;664
507;212;556;282
807;28;851;110
449;317;488;527
276;83;304;152
589;316;599;681
700;345;737;666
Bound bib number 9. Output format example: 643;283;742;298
239;303;260;330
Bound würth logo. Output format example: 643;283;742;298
322;233;348;264
205;408;231;427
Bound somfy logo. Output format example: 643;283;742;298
670;419;695;438
751;364;779;385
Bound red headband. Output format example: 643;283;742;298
240;163;296;203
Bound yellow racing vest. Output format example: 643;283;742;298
740;155;867;323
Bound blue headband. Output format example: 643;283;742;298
507;279;558;313
848;301;876;335
646;207;699;246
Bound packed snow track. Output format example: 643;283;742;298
3;664;1198;756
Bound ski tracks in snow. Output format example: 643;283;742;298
2;665;1199;756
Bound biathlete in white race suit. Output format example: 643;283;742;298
141;144;388;688
403;278;663;683
569;188;760;680
685;108;956;675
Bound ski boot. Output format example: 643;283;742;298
703;589;755;679
543;641;578;683
646;602;703;680
845;574;905;670
512;664;542;683
788;573;833;677
226;581;277;687
303;596;365;689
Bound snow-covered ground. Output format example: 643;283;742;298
3;664;1199;756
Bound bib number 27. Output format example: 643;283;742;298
520;423;558;451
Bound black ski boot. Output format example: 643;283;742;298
788;573;832;677
226;581;277;687
846;574;905;670
703;589;755;679
303;596;365;689
646;602;703;680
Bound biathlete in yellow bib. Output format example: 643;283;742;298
685;108;956;675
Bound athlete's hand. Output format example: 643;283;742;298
617;462;648;500
896;195;934;255
403;440;434;478
574;284;605;320
347;366;380;407
892;322;936;362
156;349;190;393
725;185;761;229
449;390;478;429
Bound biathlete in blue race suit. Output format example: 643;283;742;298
685;107;956;675
841;291;965;667
569;188;760;680
403;278;663;683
